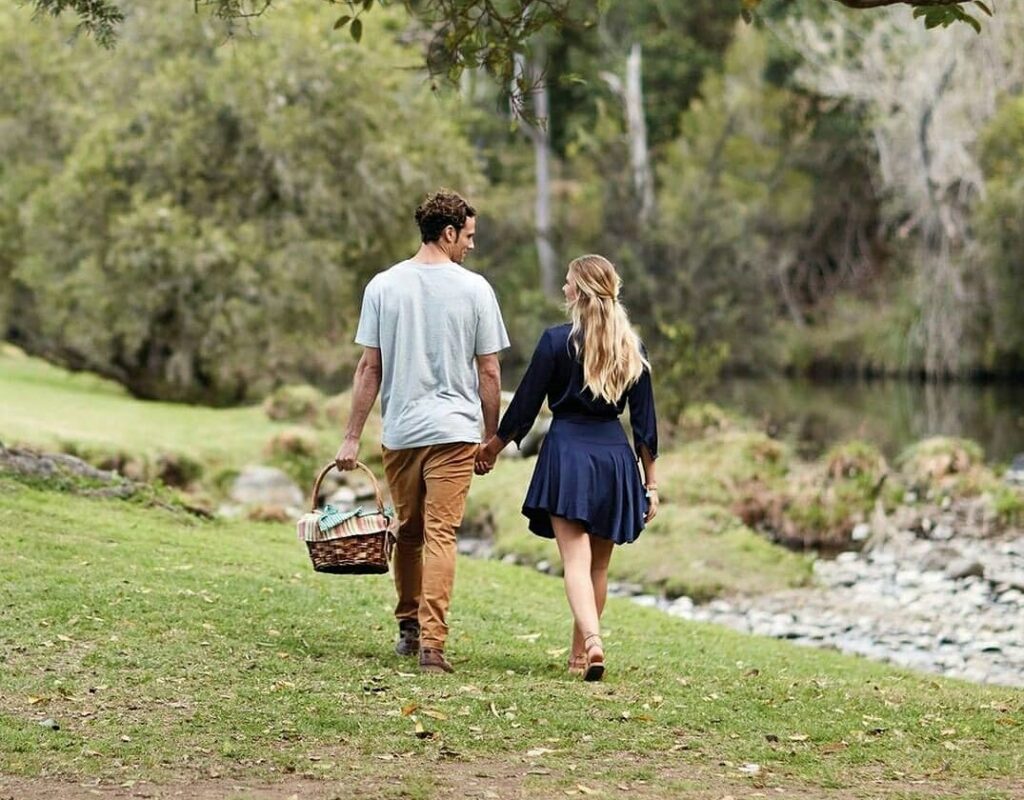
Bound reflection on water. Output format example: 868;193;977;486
712;377;1024;464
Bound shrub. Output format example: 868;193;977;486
262;385;325;425
264;426;323;487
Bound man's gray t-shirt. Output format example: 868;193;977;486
355;260;510;450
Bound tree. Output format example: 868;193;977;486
29;0;995;96
8;4;483;403
784;4;1024;377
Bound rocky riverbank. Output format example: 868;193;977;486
628;499;1024;688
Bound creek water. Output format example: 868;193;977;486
712;376;1024;463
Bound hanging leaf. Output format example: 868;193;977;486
332;14;351;30
350;18;363;43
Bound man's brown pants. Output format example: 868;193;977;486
382;442;477;651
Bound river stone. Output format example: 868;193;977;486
930;523;955;541
919;546;961;573
851;523;872;542
325;486;357;508
1005;454;1024;485
230;466;304;508
946;558;985;580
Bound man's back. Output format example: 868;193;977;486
355;259;509;450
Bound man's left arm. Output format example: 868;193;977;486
335;347;382;470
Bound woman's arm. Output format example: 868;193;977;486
476;331;555;474
639;445;658;522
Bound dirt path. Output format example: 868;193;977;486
4;760;1022;800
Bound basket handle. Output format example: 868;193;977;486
310;461;386;515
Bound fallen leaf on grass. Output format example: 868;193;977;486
738;763;761;775
27;696;49;706
547;647;569;657
788;734;808;742
420;708;448;720
577;786;598;795
820;742;848;754
515;633;542;642
401;703;418;717
527;747;556;757
996;718;1018;726
412;718;434;740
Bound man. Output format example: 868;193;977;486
334;189;509;674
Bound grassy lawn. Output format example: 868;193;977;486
1;479;1022;799
0;345;286;469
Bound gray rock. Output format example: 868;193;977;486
325;486;357;508
230;466;304;508
851;523;872;542
946;558;985;581
38;718;59;730
1004;454;1024;485
919;546;961;573
930;523;955;541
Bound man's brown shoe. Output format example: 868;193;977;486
395;620;420;657
419;647;454;674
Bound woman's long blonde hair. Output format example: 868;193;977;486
567;254;649;404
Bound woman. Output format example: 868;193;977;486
476;254;658;681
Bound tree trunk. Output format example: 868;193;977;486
514;50;558;298
625;43;655;227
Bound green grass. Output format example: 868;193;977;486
466;453;812;601
2;479;1020;796
0;344;283;468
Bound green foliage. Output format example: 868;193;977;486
975;96;1024;372
991;484;1024;527
263;426;322;487
912;2;992;34
653;25;818;371
651;322;729;429
7;3;481;403
262;384;325;425
897;436;990;497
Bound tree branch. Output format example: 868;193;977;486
835;0;971;7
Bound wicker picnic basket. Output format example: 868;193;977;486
297;461;396;575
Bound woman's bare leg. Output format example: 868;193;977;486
552;516;601;647
570;534;615;660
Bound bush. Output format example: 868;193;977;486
897;437;990;497
264;426;323;487
262;384;325;425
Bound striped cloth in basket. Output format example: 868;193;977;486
296;503;396;543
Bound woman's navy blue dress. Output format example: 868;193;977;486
496;324;658;545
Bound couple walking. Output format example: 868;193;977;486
335;189;658;681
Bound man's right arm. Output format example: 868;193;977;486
476;353;502;440
335;347;382;470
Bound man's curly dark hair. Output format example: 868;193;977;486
415;189;476;243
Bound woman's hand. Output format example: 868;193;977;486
644;487;659;523
475;436;503;475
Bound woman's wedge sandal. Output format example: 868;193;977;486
583;633;605;682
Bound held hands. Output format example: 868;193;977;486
334;437;359;471
474;435;503;476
